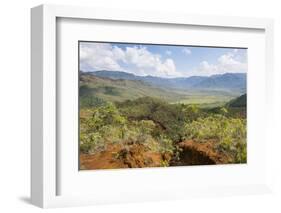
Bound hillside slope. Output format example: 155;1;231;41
80;73;239;107
88;70;246;93
194;73;246;91
228;94;247;107
79;73;187;104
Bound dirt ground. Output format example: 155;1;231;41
171;140;231;166
80;143;169;170
80;140;231;170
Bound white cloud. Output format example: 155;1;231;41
123;46;181;77
80;43;182;77
182;48;192;55
198;61;218;74
112;46;126;61
194;51;247;76
80;43;123;71
165;50;172;55
156;59;179;77
80;43;246;78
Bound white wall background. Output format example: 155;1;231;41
0;0;280;212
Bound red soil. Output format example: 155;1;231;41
80;143;169;170
174;140;231;166
80;140;231;170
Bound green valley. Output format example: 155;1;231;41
79;72;247;170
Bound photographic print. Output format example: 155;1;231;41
79;41;247;170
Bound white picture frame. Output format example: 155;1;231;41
31;4;274;208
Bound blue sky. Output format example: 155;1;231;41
80;42;247;78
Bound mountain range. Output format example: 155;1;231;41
83;70;246;93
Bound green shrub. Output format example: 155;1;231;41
117;97;187;142
184;114;246;163
80;97;247;164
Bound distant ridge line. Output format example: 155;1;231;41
81;70;246;92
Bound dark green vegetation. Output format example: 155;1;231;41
228;94;246;107
80;72;247;169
